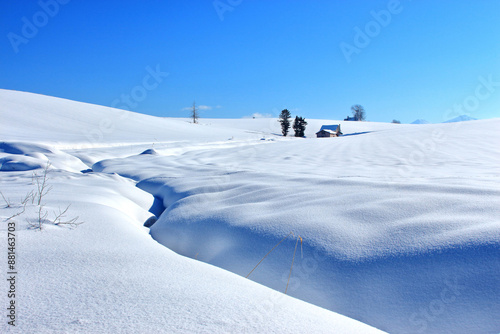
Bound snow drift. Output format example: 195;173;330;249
0;89;386;334
1;89;499;333
94;119;500;334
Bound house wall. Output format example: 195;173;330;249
316;131;338;138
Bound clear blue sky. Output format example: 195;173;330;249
1;0;499;123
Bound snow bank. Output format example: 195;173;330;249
2;168;385;333
94;118;500;333
1;89;498;333
0;141;88;172
0;89;386;333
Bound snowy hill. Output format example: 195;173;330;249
0;90;258;145
411;119;430;124
442;114;478;123
1;90;499;334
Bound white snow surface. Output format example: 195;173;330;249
1;89;499;333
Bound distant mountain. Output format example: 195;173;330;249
443;115;478;123
411;119;430;124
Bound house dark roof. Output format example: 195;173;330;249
319;125;339;132
316;124;343;136
318;129;337;134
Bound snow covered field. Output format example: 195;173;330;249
1;89;499;333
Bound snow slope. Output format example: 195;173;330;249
0;90;257;145
1;89;499;333
0;90;385;333
93;119;500;334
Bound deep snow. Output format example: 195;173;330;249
1;89;499;333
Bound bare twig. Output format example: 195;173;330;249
52;205;84;228
5;204;26;221
21;190;35;206
246;231;294;279
0;191;12;208
33;162;52;206
8;160;83;230
52;205;70;224
37;204;48;230
54;216;83;227
285;235;301;294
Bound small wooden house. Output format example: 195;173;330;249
316;124;342;138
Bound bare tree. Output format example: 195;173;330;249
3;161;83;230
30;161;83;230
351;104;366;121
191;101;199;124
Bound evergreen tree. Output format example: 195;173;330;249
293;116;308;137
278;109;292;136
